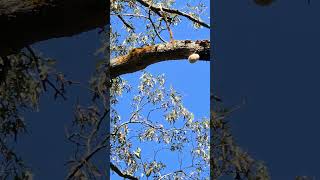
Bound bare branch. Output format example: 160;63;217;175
66;144;107;180
110;162;139;180
117;15;135;31
148;9;167;43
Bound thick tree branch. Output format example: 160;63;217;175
0;0;108;57
110;40;210;78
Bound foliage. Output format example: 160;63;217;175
211;104;269;179
0;48;68;179
110;72;210;179
0;0;283;180
108;0;209;57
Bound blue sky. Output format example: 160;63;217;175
16;30;103;179
214;0;320;178
14;0;210;179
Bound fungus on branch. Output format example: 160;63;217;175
188;53;200;63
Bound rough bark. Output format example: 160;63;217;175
0;0;108;57
110;40;210;78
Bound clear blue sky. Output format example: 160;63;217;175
214;0;320;178
14;1;210;179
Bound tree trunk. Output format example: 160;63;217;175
0;0;108;57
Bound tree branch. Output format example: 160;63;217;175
0;0;108;56
66;144;107;180
117;15;135;31
110;162;138;180
110;40;210;78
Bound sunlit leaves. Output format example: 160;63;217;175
110;77;131;105
133;147;141;159
111;72;209;179
109;0;207;58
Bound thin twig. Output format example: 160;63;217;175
148;9;167;43
117;15;135;31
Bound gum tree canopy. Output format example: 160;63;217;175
0;0;273;179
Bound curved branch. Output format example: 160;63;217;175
110;163;139;180
66;144;107;180
0;0;108;56
110;40;210;78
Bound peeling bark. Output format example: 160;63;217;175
0;0;108;57
110;40;210;78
